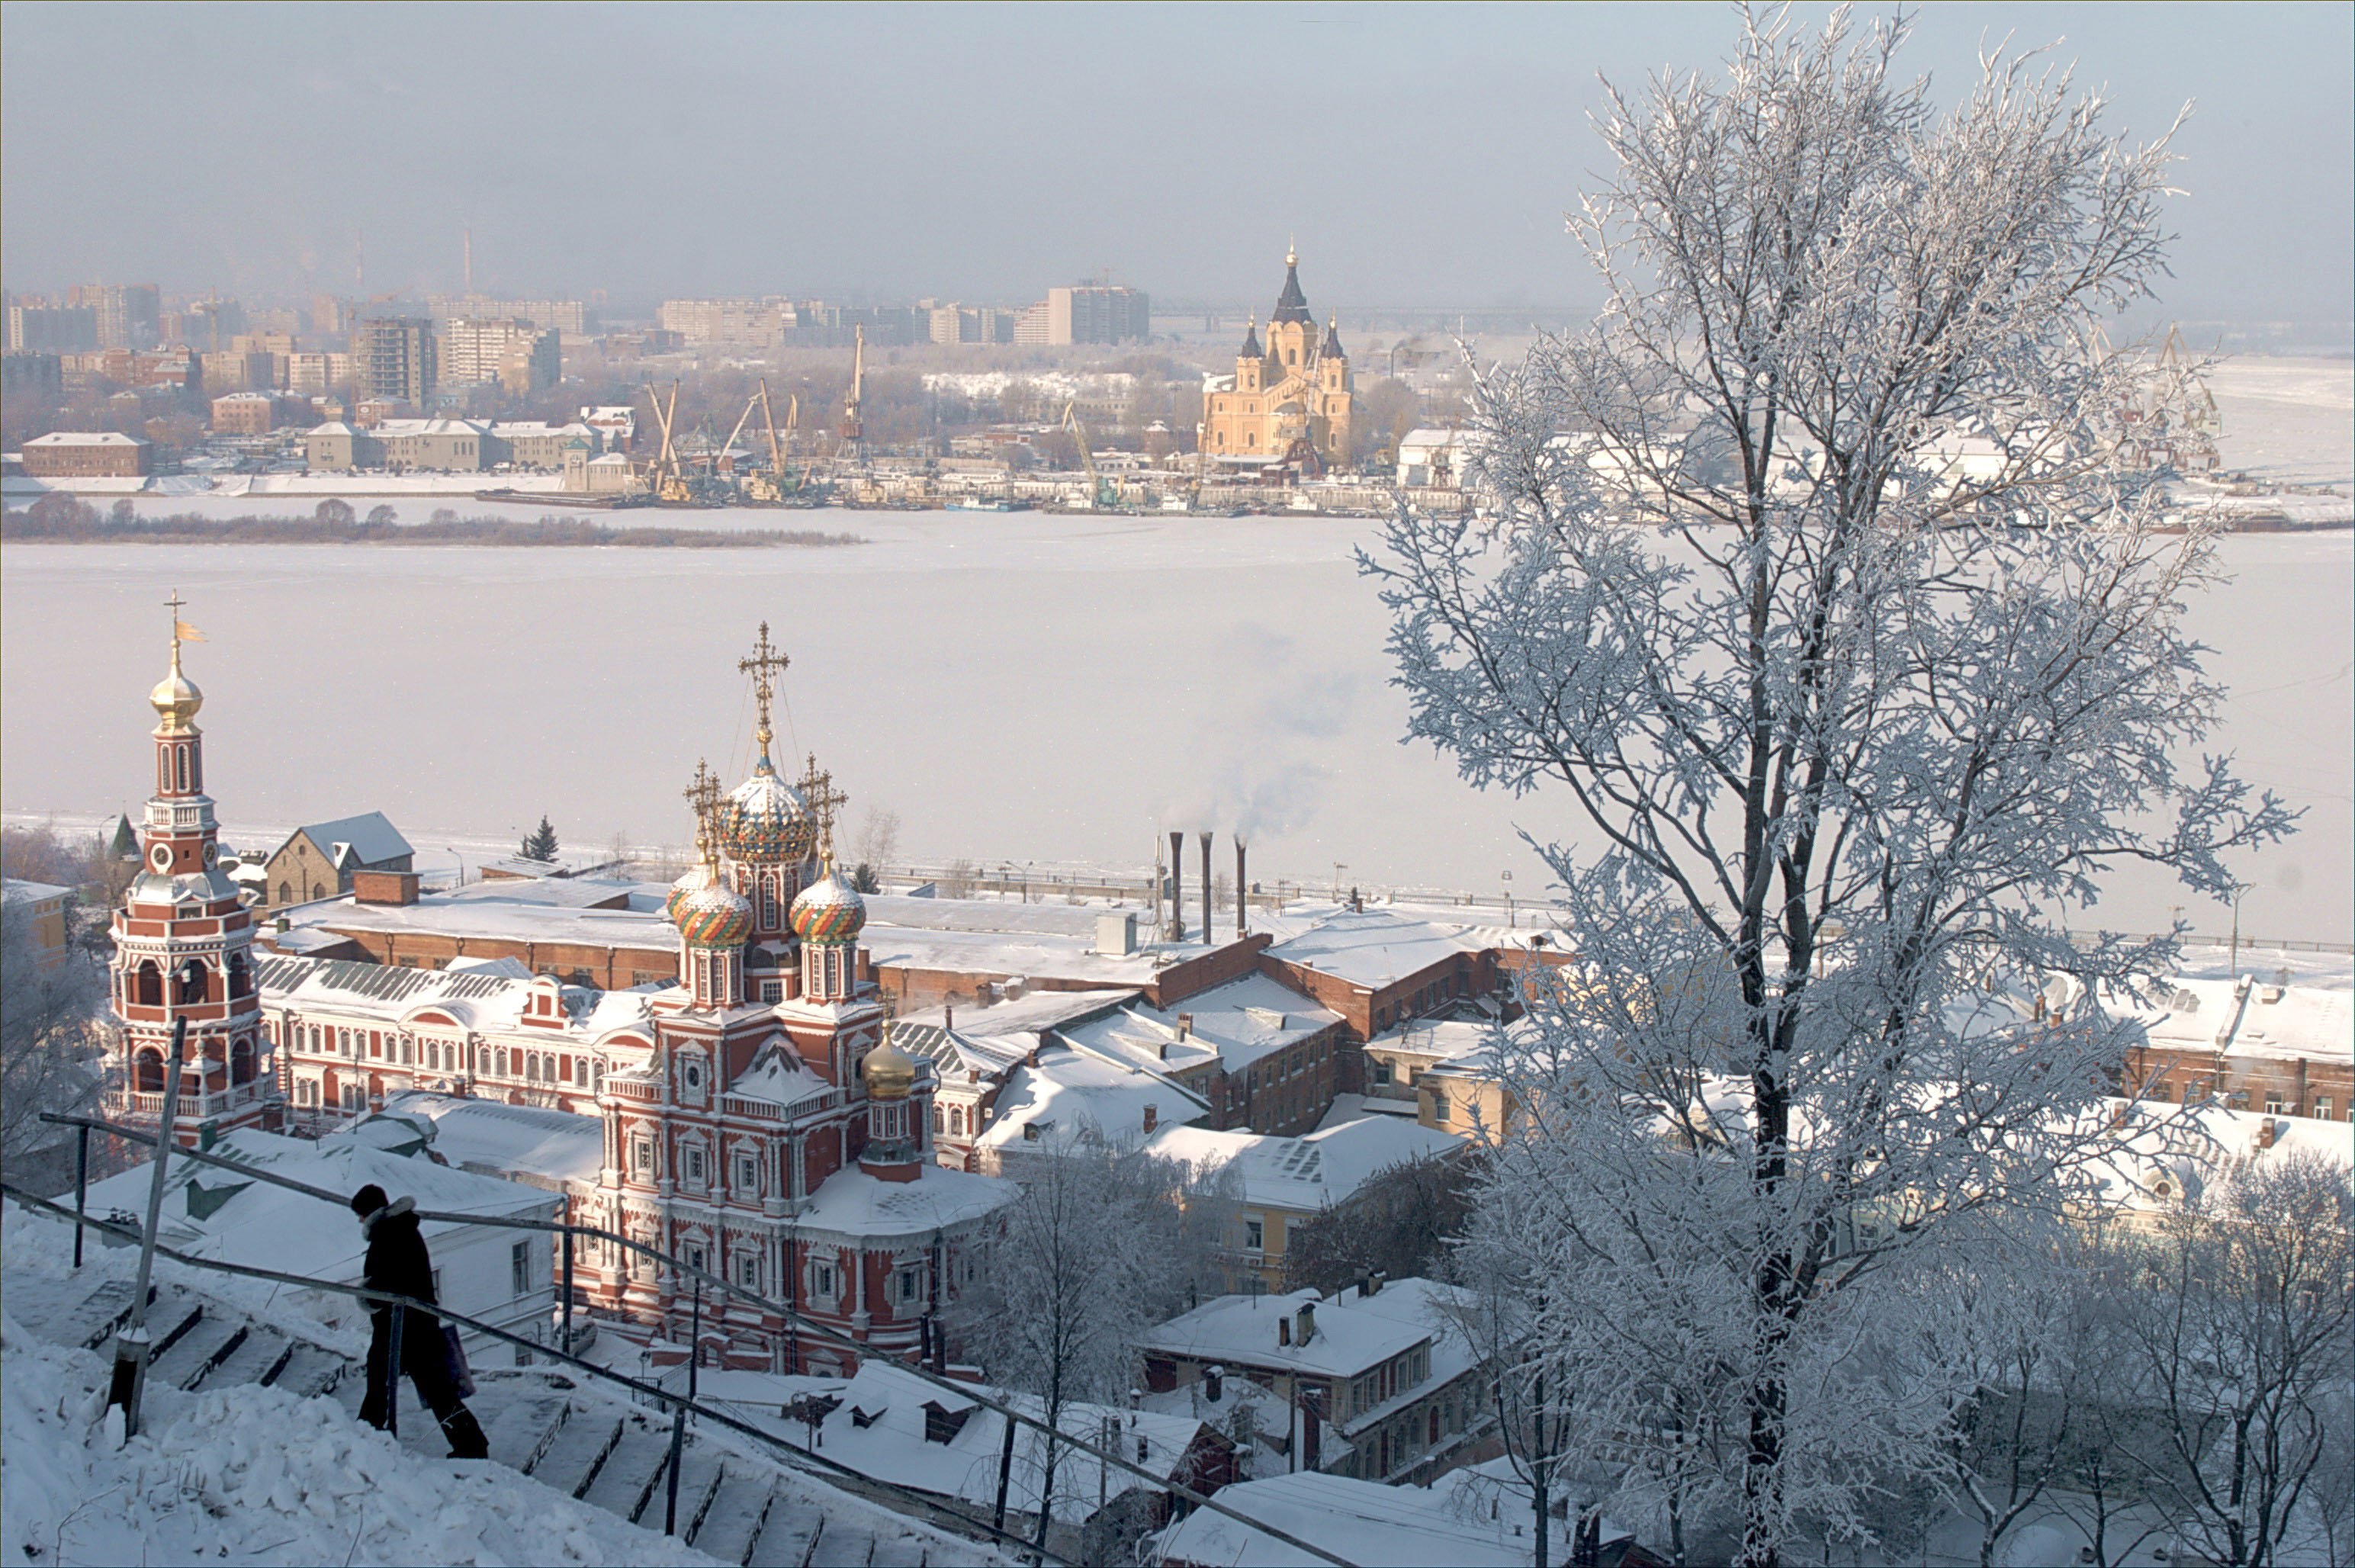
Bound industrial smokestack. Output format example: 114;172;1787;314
1168;831;1187;941
1235;840;1249;938
1199;831;1213;946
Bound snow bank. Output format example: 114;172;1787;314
1;1313;716;1567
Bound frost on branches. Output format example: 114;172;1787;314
1365;11;2292;1567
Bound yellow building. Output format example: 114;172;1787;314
1200;249;1352;471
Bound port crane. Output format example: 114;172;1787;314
739;381;806;503
641;381;693;505
839;324;866;456
1061;400;1121;511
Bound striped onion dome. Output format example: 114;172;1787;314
789;865;866;943
664;860;718;923
673;877;753;949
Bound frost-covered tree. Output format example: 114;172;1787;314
951;1140;1227;1554
0;891;107;1187
2117;1152;2353;1568
519;816;559;863
1364;11;2292;1565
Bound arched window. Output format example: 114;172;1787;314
175;747;189;792
310;882;323;900
135;1049;165;1092
230;1038;255;1085
279;882;291;904
228;953;251;998
950;1107;965;1136
133;962;162;1007
174;962;208;1005
931;1105;943;1134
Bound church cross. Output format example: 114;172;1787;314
737;622;791;756
683;759;723;857
798;753;848;858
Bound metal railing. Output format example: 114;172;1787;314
32;1110;1357;1568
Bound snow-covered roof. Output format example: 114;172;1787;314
281;811;411;866
1154;1470;1530;1567
25;430;145;448
255;953;657;1040
2087;1100;2353;1214
1262;908;1489;990
1060;970;1341;1076
377;1091;604;1187
2128;976;2353;1067
727;1041;832;1111
2;876;72;904
974;1045;1206;1155
1142;1115;1465;1213
278;877;675;953
76;1126;557;1281
689;1361;1216;1525
1139;1286;1431;1380
795;1162;1017;1240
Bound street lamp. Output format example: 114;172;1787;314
109;956;205;1441
1502;869;1514;929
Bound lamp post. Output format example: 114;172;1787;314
1502;869;1515;930
2229;882;2251;978
109;957;204;1441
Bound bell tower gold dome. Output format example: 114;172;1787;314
149;645;203;734
860;1031;918;1100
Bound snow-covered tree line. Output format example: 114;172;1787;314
1364;9;2328;1566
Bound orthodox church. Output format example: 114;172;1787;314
1199;247;1354;471
104;615;1015;1374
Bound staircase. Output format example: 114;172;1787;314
11;1274;990;1567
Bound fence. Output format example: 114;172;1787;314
24;1110;1357;1568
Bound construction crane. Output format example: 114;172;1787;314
1062;400;1119;510
741;381;798;503
641;381;693;505
839;324;865;455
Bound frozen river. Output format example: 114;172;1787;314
2;509;2347;943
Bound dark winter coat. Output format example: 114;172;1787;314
360;1195;441;1335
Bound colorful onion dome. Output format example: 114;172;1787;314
789;863;866;943
719;754;814;866
673;877;753;949
860;1031;918;1100
664;860;718;924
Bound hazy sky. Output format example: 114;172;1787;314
3;2;2348;321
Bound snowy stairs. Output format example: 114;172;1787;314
15;1276;978;1566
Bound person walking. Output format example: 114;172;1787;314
349;1183;490;1460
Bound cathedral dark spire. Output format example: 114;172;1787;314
1321;316;1345;359
1239;313;1262;359
1271;246;1312;325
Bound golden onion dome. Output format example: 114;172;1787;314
860;1032;919;1100
149;647;203;733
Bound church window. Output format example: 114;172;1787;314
1288;349;1296;365
134;1049;165;1093
739;1254;760;1289
898;1268;920;1303
278;882;291;904
737;1154;757;1193
175;747;189;792
133;961;162;1007
174;963;207;1006
633;1137;652;1172
949;1107;965;1136
686;1145;705;1182
813;1261;837;1297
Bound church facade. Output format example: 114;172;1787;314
104;619;1014;1374
1200;249;1353;471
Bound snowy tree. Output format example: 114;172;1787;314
950;1140;1227;1554
0;889;107;1187
1365;12;2293;1566
2114;1152;2353;1568
519;816;559;863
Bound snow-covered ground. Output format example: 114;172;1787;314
2;517;2345;943
2205;355;2353;489
0;1212;716;1568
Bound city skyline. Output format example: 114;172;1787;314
3;3;2350;326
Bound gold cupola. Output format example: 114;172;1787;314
149;606;204;733
860;1026;919;1101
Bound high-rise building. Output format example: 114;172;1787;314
656;298;788;349
439;316;560;393
67;284;162;350
427;295;591;336
1045;284;1150;346
352;316;436;403
7;302;100;352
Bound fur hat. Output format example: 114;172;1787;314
349;1183;389;1219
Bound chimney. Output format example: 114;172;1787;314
1278;1316;1291;1348
2260;1117;2278;1150
1203;1364;1224;1403
1296;1303;1316;1345
1142;1102;1158;1133
1168;831;1187;940
1367;1271;1383;1296
1300;1386;1322;1471
1177;1014;1193;1040
1235;840;1249;938
1200;831;1214;946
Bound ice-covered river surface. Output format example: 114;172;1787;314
3;509;2347;943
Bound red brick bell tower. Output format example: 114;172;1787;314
105;593;274;1145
